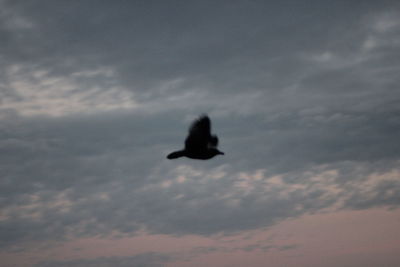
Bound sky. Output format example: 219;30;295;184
1;0;400;266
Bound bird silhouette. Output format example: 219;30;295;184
167;115;224;160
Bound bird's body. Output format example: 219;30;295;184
168;147;222;160
167;115;224;160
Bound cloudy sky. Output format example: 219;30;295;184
1;1;400;266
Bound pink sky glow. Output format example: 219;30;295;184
2;208;399;267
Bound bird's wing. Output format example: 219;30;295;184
209;135;218;148
185;115;211;150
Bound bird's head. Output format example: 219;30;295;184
211;148;224;157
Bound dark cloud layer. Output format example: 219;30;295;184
1;112;399;249
1;0;400;256
35;252;171;267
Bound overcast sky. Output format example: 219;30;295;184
1;1;400;266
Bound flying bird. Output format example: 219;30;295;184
167;115;224;160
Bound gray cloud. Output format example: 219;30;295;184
1;0;400;256
31;242;298;267
34;252;172;267
238;243;299;252
1;111;399;248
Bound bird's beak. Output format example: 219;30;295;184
219;151;225;155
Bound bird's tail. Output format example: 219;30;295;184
167;150;185;159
